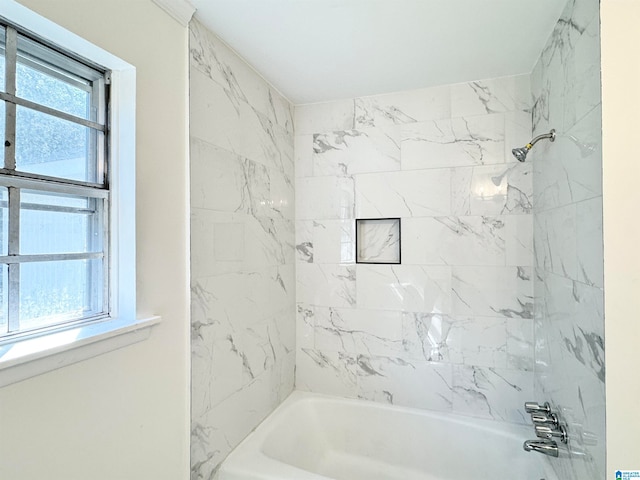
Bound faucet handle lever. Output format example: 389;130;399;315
531;412;558;426
535;424;568;444
524;401;552;414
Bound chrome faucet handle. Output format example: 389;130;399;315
535;424;568;444
531;412;559;426
524;401;552;414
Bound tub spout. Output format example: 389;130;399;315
523;439;559;457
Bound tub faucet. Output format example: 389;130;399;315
523;439;559;457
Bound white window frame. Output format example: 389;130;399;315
0;1;159;387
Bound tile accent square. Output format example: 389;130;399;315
356;218;401;264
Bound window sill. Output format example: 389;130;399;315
0;316;161;388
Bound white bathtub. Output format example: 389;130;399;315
215;391;550;480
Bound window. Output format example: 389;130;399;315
0;3;155;387
0;21;110;341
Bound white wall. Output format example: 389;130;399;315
0;1;191;479
602;0;640;472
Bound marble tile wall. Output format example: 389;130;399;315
295;74;537;424
531;0;604;479
189;19;296;479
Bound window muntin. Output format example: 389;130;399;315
0;23;109;341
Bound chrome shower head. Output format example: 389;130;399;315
512;146;531;162
511;129;556;162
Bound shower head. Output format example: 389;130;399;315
512;146;530;162
511;129;556;162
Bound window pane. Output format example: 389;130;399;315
16;61;91;120
19;259;103;331
20;190;103;255
15;105;102;183
0;265;7;335
0;187;7;257
16;32;102;122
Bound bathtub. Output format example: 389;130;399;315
215;391;552;480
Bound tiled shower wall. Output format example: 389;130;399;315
531;0;604;478
189;20;296;478
295;75;537;424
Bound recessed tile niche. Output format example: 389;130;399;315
355;218;401;264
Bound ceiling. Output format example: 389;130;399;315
190;0;568;105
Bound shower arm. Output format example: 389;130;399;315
526;129;556;149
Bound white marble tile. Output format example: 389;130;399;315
296;176;355;220
505;214;533;267
506;318;534;372
402;216;507;266
356;356;454;412
192;318;245;412
251;217;295;266
313;219;356;264
313;307;403;358
354;85;451;128
449;317;508;369
576;197;603;288
268;167;295;220
531;50;565;137
451;266;533;319
356;218;400;264
295;100;355;135
191;209;294;277
356;264;452;313
294;134;314;178
562;10;601;131
190;68;289;172
192;266;294;332
190;19;293;134
452;162;532;216
190;138;252;213
401;113;506;169
355;169;451;218
532;106;602;212
191;370;282;479
452;365;533;424
277;351;297;401
190;209;216;280
295;220;314;263
297;263;356;308
534;204;577;279
213;222;245;263
296;303;315;350
402;312;457;363
543;273;604;383
262;112;296;182
569;0;600;31
313;126;401;176
451;75;532;118
295;348;359;398
198;212;293;270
